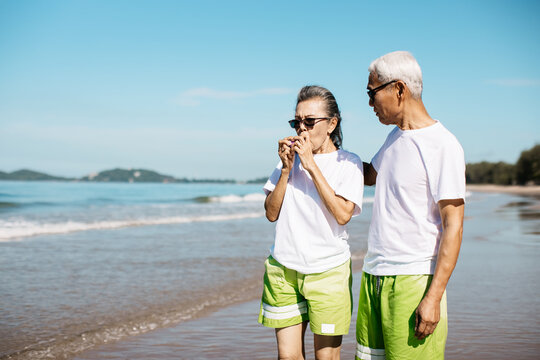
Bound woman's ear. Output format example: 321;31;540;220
328;117;338;135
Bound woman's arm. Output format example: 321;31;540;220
307;165;355;225
265;137;295;222
264;169;290;222
293;132;355;225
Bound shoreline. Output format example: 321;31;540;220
73;192;540;360
467;184;540;197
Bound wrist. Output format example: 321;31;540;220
303;160;318;174
424;289;443;303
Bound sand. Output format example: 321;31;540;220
467;184;540;197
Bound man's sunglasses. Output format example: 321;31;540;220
367;80;398;102
288;117;332;129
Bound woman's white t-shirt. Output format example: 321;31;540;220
264;149;364;274
363;121;466;276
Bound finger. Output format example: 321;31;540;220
415;319;426;339
425;322;438;337
278;139;291;147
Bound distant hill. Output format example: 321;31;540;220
79;168;177;183
0;169;73;181
0;167;242;183
246;177;267;184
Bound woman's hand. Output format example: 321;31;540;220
278;137;295;172
292;132;316;171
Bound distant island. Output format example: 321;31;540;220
0;168;266;184
1;144;538;185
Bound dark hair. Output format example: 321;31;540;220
296;85;343;149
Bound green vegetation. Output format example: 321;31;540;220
0;168;238;183
79;168;176;183
246;177;268;184
0;169;73;181
466;144;540;185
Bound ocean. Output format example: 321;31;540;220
0;181;374;359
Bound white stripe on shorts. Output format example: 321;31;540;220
356;343;385;360
262;301;308;320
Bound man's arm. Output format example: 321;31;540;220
363;162;377;186
415;198;465;340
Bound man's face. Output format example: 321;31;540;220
367;72;398;126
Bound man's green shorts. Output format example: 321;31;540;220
258;256;353;335
356;272;448;360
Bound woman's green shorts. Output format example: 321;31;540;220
258;256;353;336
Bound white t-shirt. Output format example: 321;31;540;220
264;149;364;274
363;121;466;276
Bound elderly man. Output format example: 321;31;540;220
356;51;465;360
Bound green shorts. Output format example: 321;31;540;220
258;256;353;335
355;272;448;360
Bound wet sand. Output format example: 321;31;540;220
75;272;364;360
467;184;540;197
76;191;540;360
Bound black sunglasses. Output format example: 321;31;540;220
367;80;398;102
288;117;332;129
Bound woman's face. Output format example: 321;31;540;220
294;99;337;153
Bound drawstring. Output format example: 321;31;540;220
376;275;381;297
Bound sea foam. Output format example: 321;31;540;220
0;212;265;241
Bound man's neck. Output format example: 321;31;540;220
396;98;435;130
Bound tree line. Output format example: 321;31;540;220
466;144;540;185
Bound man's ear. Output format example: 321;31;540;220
396;81;406;99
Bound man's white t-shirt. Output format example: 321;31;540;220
264;149;364;274
363;121;466;276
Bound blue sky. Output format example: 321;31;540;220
1;0;539;180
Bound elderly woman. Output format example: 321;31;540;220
258;85;364;360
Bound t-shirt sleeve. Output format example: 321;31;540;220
371;146;384;172
371;127;398;172
426;138;466;203
334;153;365;216
263;161;283;195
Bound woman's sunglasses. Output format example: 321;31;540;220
288;117;331;129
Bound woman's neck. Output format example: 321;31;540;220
313;138;337;154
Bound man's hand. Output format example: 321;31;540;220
415;296;440;340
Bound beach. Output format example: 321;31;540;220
76;187;540;359
466;184;540;197
1;183;539;359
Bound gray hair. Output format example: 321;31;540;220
368;51;423;99
296;85;343;149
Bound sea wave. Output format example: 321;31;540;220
363;196;374;204
194;193;266;203
0;212;265;241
